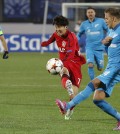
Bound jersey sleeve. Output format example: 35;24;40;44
41;33;56;47
77;22;85;42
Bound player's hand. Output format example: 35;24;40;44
3;51;9;59
102;36;112;45
41;41;47;47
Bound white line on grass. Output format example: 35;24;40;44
0;84;119;88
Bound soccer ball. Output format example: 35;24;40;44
46;58;63;75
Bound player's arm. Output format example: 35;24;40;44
75;39;86;65
102;36;112;45
0;29;9;59
77;23;85;42
41;33;56;47
102;29;113;45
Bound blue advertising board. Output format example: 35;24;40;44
3;34;59;52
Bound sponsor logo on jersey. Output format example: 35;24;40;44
103;70;110;76
109;44;117;48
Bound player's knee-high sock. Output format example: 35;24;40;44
93;100;120;121
88;67;94;80
61;74;74;97
65;82;95;110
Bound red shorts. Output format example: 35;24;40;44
63;60;82;88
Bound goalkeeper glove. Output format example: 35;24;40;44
3;51;9;59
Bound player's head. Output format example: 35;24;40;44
86;7;96;21
104;8;120;29
53;15;69;36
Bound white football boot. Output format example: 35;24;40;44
65;109;73;120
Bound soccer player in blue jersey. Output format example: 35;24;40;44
77;7;108;80
0;26;9;59
56;7;120;130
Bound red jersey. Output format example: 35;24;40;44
41;30;86;65
41;30;86;87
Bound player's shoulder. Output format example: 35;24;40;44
81;20;88;25
53;32;57;36
96;17;105;22
69;31;77;39
70;31;76;35
80;20;88;28
53;32;59;38
115;25;120;34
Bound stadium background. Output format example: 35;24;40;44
0;0;119;53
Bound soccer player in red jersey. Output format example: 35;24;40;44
41;15;86;120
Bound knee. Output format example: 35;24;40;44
88;63;94;68
60;67;69;77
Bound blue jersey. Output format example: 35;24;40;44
107;23;120;65
96;24;120;97
77;17;108;50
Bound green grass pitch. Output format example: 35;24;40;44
0;52;120;134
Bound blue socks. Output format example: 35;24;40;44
88;67;94;80
66;82;95;110
93;100;120;121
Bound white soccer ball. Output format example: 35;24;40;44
46;58;63;75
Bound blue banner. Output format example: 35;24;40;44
2;34;59;52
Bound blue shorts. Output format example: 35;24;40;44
97;64;120;97
86;48;104;69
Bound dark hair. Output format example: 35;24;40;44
53;15;69;26
86;6;96;12
105;8;120;19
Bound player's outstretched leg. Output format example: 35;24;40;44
62;79;75;120
60;68;75;120
56;82;94;118
93;100;120;131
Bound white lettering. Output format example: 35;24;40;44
29;38;40;50
10;35;20;51
59;47;65;52
21;36;29;50
88;31;100;35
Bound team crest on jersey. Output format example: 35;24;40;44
95;24;99;27
62;41;66;47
